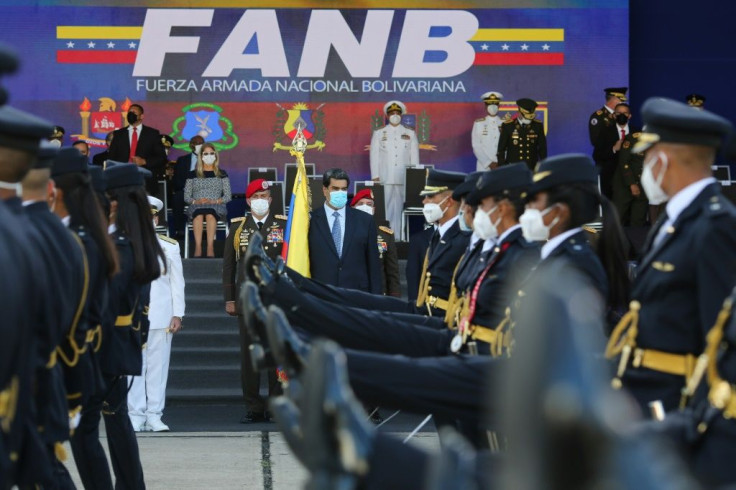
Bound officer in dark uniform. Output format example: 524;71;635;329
223;178;285;423
613;129;648;226
350;188;400;297
21;146;89;488
605;97;736;414
48;125;65;147
590;88;628;199
589;87;628;145
496;98;547;171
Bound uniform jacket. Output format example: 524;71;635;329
377;223;400;296
149;235;185;330
406;226;434;302
472;115;504;171
497;118;547;170
617;130;645;188
308;206;382;294
588;106;615;147
592;119;622;165
421;220;471;308
223;213;287;310
107;124;167;193
370;123;420;185
621;183;736;411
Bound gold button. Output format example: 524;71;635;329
611;378;622;390
629;300;641;311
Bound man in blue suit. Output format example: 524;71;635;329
309;168;382;294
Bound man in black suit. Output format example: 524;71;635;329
309;168;382;294
106;103;166;196
171;135;204;238
92;132;113;166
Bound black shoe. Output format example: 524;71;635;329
240;410;266;424
263;410;273;423
266;305;309;378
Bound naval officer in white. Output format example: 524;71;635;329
128;196;185;432
472;91;505;171
370;100;420;236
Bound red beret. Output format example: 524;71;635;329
350;188;374;207
246;179;269;199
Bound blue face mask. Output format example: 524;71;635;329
458;208;472;232
329;190;348;209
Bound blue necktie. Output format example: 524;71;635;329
332;211;342;257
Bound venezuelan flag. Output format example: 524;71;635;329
281;153;311;277
56;25;141;64
471;28;565;65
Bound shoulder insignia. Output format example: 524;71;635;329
632;132;641;138
475;117;486;122
158;235;178;245
582;225;599;235
231;216;246;222
379;225;393;235
590;118;598;126
274;214;288;220
596;110;603;115
502;119;515;125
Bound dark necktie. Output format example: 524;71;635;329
430;230;440;254
257;222;263;230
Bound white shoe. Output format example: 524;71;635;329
146;418;170;432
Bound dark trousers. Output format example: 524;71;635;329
237;316;281;412
613;190;648;227
71;375;144;490
269;279;451;357
598;159;617;200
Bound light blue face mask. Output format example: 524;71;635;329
458;208;472;232
329;190;348;209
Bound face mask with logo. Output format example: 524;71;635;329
250;198;269;216
640;151;669;205
519;206;559;242
487;105;499;117
329;190;348;209
202;154;216;165
458;207;473;233
193;144;202;155
423;195;449;224
355;204;373;215
389;114;401;125
473;205;501;241
615;113;629;126
126;112;139;125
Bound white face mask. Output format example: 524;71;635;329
423;196;449;224
48;139;62;148
487;105;499;116
519;206;559;242
202;154;216;165
518;116;531;125
640;151;669;205
389;114;401;126
193;144;202;154
473;205;501;241
355;204;374;216
250;198;269;216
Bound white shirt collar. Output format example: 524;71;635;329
437;215;459;238
108;223;117;235
21;199;36;207
128;124;140;133
324;202;345;219
541;227;584;260
664;177;716;224
604;105;614;114
469;232;481;249
617;123;629;133
61;215;71;228
254;212;269;225
481;224;521;253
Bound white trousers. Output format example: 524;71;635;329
384;184;405;240
128;328;172;425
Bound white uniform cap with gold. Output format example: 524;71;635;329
383;100;407;115
481;91;503;105
147;195;164;215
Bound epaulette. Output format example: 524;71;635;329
379;225;393;235
705;195;731;217
596;110;603;116
502;119;515;124
274;214;288;220
231;216;246;222
158;235;178;245
582;225;599;235
475;117;486;122
564;236;588;254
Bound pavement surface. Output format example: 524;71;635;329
61;402;439;489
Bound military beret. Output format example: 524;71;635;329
686;93;706;108
246;178;270;199
32;141;59;170
633;97;733;153
604;87;628;101
147;195;163;214
350;188;375;207
383;100;406;115
104;162;144;190
50;147;88;177
419;168;466;196
466;163;532;206
528;154;598;195
516;98;538;117
481;91;503;105
87;165;106;193
0;105;54;153
50;125;65;139
452;171;486;201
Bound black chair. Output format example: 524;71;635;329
266;181;285;216
248;167;278;184
285;162;316;197
309;176;326;210
713;165;731;182
404;166;434;209
353;181;386;224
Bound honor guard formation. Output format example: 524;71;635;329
3;39;736;490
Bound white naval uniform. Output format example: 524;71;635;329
128;235;185;428
369;123;420;236
471;115;503;171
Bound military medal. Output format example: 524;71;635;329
450;334;463;353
